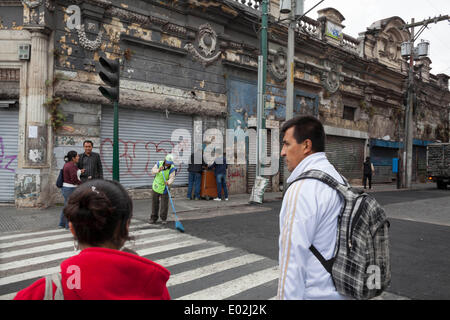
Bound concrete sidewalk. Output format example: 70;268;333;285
0;182;436;233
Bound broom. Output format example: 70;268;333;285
162;172;185;233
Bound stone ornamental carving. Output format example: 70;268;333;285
77;24;103;51
379;33;399;61
185;23;221;66
22;0;43;8
269;48;287;82
46;0;55;12
321;62;341;93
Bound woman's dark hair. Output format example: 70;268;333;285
64;151;78;163
64;179;133;248
281;115;326;152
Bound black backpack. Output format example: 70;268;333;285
56;169;64;188
284;169;391;300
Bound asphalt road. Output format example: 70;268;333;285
175;188;450;300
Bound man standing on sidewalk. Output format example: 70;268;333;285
150;154;176;224
363;156;375;189
78;140;103;183
187;151;203;200
209;149;228;201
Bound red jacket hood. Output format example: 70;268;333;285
15;247;171;300
60;247;171;300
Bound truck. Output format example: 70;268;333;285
427;143;450;189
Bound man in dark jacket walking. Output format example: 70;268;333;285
209;149;228;201
78;140;104;183
363;156;375;189
187;151;203;200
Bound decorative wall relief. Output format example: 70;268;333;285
185;23;221;66
321;62;341;93
22;0;43;9
66;4;104;52
269;48;287;82
77;24;103;51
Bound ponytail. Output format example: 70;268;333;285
65;151;78;163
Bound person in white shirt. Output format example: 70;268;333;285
278;115;349;300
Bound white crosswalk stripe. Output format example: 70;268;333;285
0;220;279;300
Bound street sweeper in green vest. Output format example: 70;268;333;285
149;154;176;225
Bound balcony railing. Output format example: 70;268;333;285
230;0;261;10
296;16;320;37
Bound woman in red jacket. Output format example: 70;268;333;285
14;179;171;300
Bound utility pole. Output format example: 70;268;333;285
286;0;295;122
281;0;303;190
404;18;414;189
400;14;449;188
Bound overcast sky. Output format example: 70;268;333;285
303;0;450;76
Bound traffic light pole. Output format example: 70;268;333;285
113;100;120;181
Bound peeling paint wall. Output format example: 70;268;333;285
0;6;23;30
3;0;449;206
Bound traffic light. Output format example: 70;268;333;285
98;57;120;102
98;56;120;181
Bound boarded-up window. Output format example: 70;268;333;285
343;106;355;121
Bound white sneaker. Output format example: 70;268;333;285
225;198;229;201
213;197;221;201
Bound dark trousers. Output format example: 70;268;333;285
363;174;372;189
59;187;76;228
151;189;169;222
216;173;228;199
187;172;201;199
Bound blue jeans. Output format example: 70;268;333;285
187;172;201;199
59;187;76;228
216;173;228;199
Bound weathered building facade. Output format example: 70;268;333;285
0;0;449;207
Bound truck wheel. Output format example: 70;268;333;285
437;181;446;189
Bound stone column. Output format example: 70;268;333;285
25;30;49;167
15;29;52;208
17;0;55;207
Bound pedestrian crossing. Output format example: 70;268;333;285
0;220;279;300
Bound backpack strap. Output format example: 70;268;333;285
309;245;334;274
285;169;349;196
44;273;64;300
283;169;349;275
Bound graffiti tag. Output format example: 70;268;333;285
100;138;185;178
0;137;17;173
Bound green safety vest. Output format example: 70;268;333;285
152;161;175;194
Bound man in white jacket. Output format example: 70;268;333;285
278;116;349;300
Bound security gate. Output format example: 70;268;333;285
101;106;193;189
0;106;19;202
325;135;365;181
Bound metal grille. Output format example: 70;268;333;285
0;106;19;202
325;135;365;181
101;106;193;189
370;147;398;183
